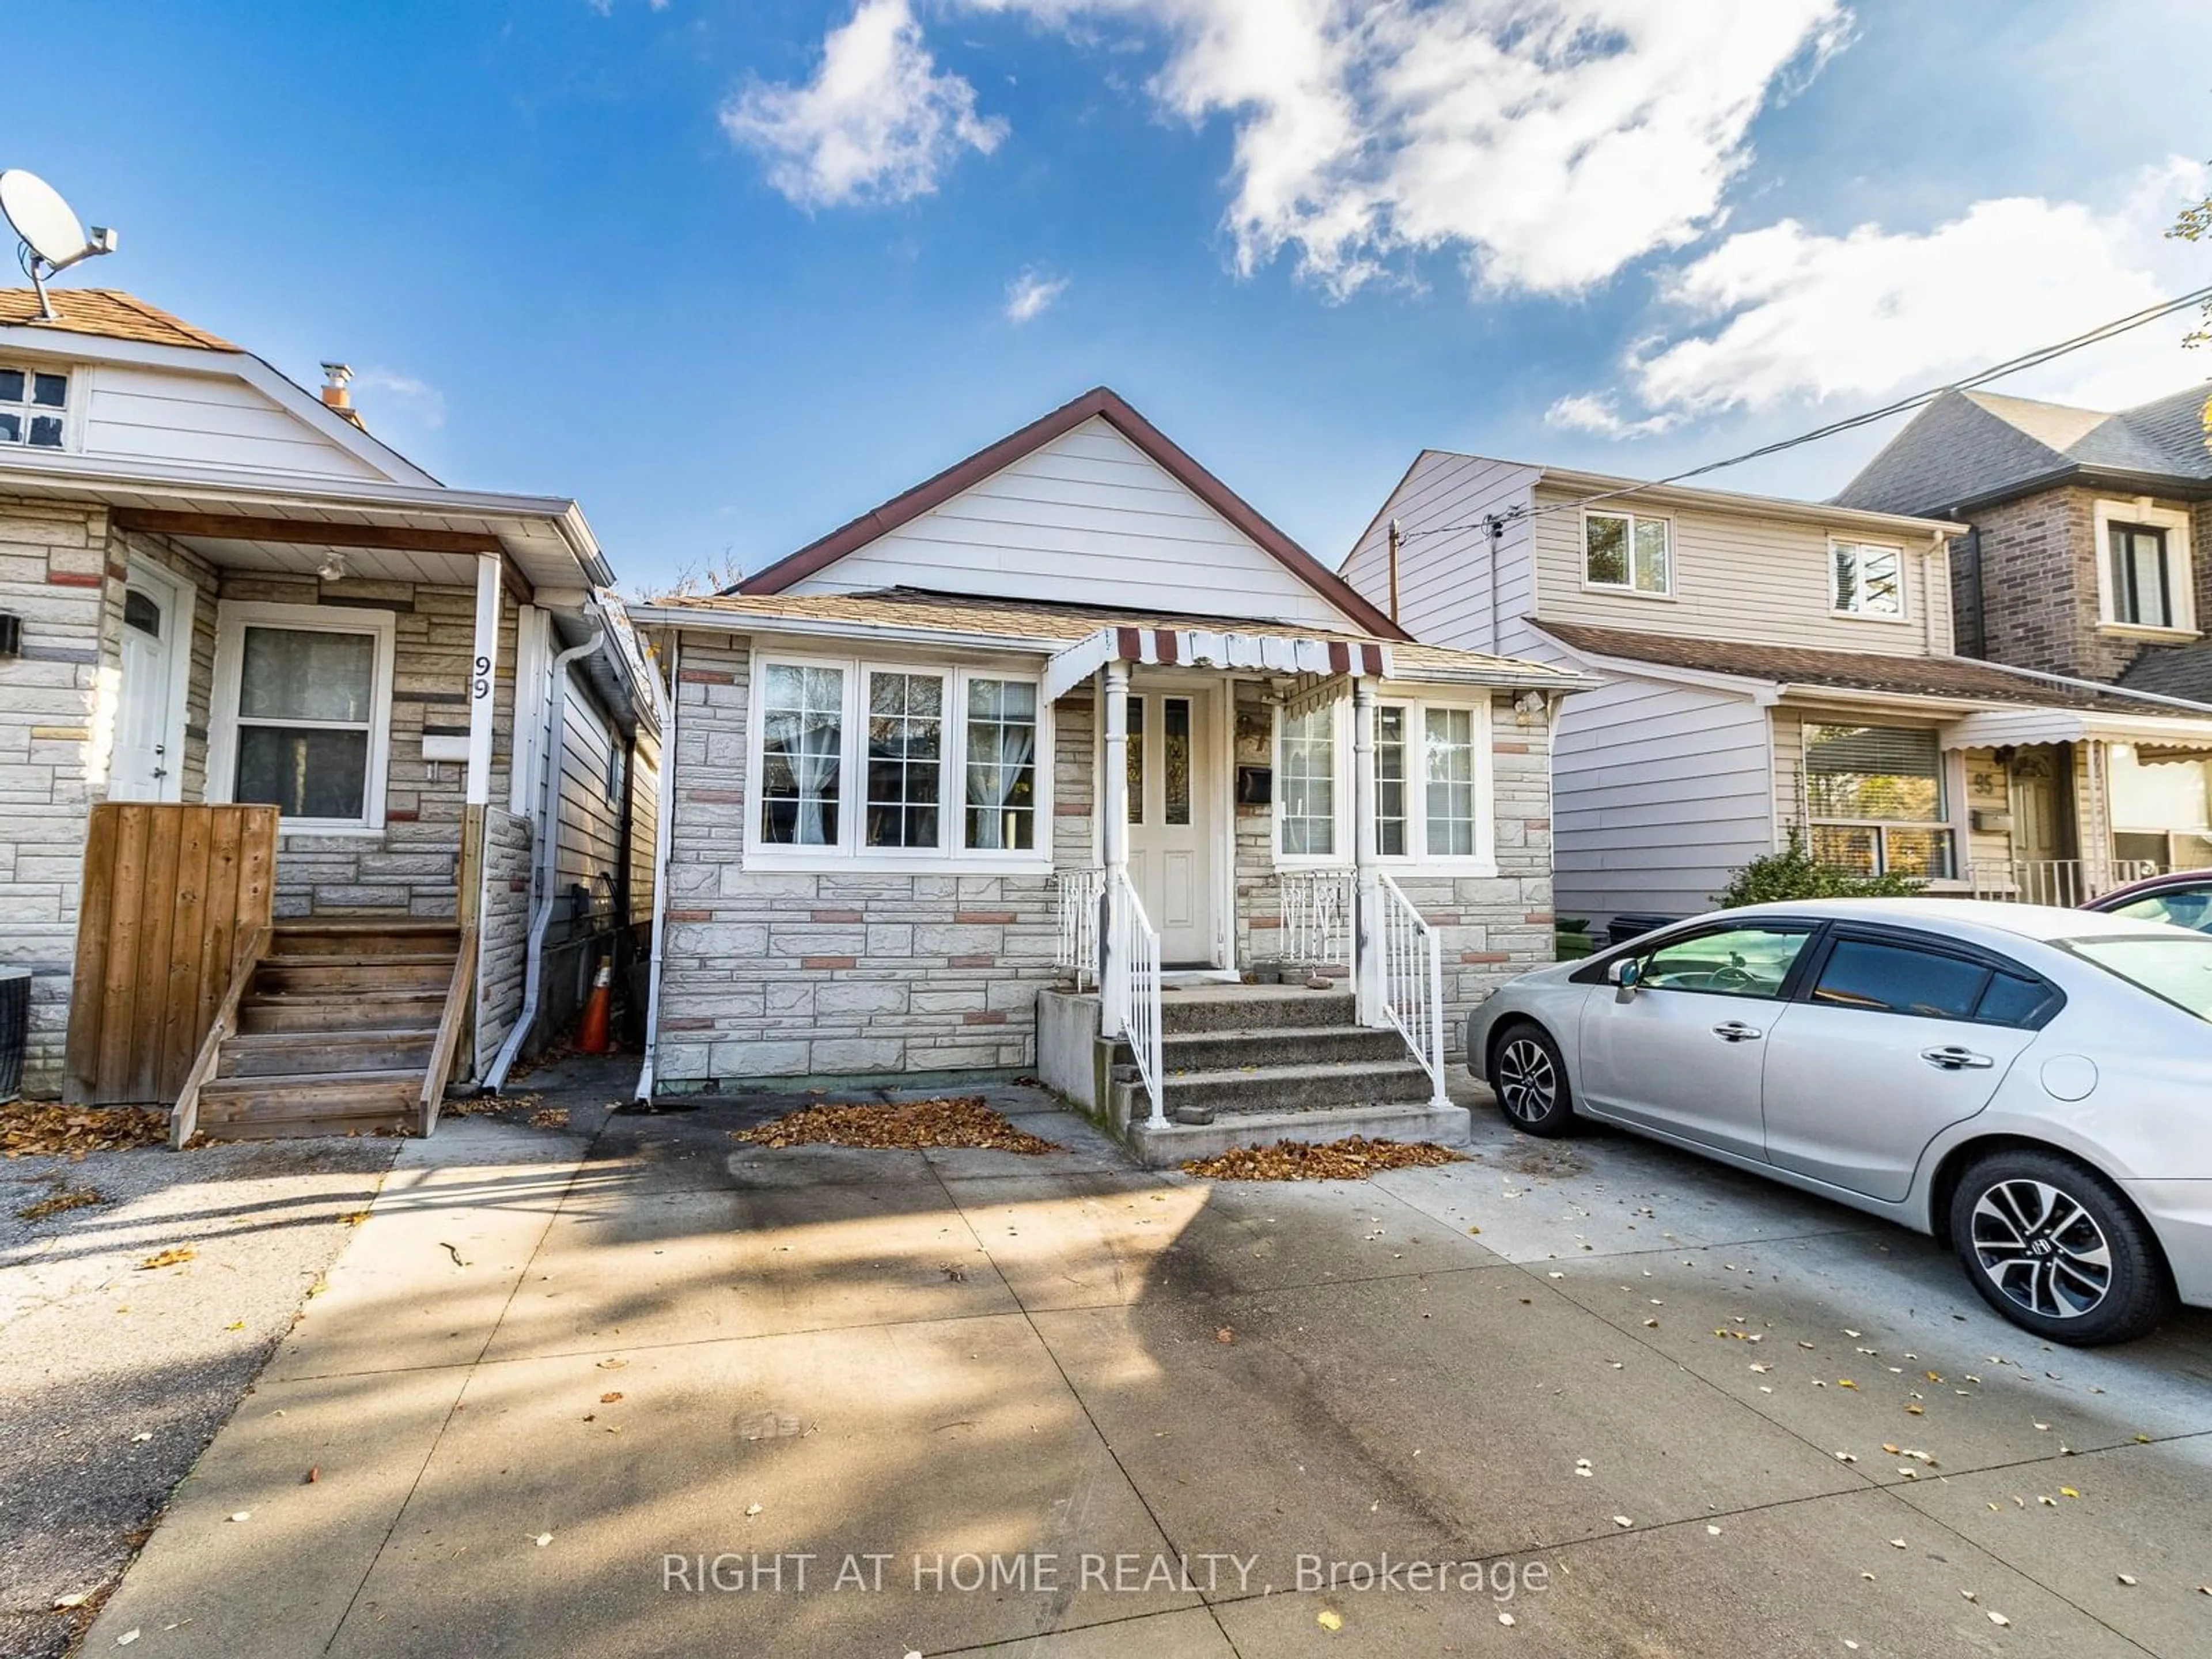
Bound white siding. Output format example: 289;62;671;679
1550;672;1778;926
786;416;1359;627
78;363;391;481
1340;453;1542;655
1529;484;1953;655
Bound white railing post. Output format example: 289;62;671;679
1054;869;1104;988
1351;677;1382;1027
1374;872;1448;1110
1100;662;1130;1035
1109;869;1165;1127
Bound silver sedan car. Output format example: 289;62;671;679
1468;899;2212;1345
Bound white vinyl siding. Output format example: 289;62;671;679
1529;484;1950;655
78;363;391;480
784;416;1360;628
555;688;626;944
1339;453;1543;657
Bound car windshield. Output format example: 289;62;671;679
2063;933;2212;1022
2105;887;2212;935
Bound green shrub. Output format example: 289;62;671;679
1715;830;1925;908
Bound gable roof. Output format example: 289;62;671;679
0;287;237;351
1534;618;2190;715
1836;384;2212;517
734;385;1410;641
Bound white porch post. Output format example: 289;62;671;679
465;553;502;806
1351;676;1382;1027
1099;660;1130;1033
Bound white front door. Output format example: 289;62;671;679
113;573;184;802
1125;686;1219;967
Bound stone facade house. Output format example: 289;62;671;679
1342;450;2212;931
1836;384;2212;881
0;288;660;1134
627;388;1586;1161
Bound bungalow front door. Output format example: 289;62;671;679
1124;687;1219;968
112;569;182;802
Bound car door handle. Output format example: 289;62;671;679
1711;1021;1764;1043
1921;1045;1994;1071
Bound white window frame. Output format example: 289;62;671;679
207;600;396;834
2092;499;2196;638
742;651;1052;874
1581;507;1673;599
1801;721;1956;881
0;359;75;453
1272;689;1498;876
1829;537;1908;622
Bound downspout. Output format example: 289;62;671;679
486;626;605;1093
632;630;680;1103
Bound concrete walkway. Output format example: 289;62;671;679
85;1078;2212;1657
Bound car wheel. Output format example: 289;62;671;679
1490;1022;1574;1138
1947;1149;2172;1346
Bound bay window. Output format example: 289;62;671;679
1804;722;1954;878
210;602;396;832
750;655;1046;866
1276;693;1494;868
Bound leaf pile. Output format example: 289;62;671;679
1182;1137;1468;1182
16;1183;106;1221
2;1102;168;1158
732;1096;1062;1155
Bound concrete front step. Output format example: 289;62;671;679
1117;1057;1436;1120
1125;1100;1471;1169
1136;1024;1412;1075
1158;987;1354;1035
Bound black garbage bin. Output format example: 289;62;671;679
0;968;29;1103
1605;912;1683;948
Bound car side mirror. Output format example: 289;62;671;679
1609;958;1642;999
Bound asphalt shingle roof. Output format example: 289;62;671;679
1534;619;2188;714
0;288;236;351
1835;384;2212;518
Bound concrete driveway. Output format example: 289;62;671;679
86;1080;2212;1657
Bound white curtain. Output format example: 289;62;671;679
967;722;1035;850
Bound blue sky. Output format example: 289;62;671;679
12;1;2212;593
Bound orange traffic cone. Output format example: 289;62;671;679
578;957;614;1054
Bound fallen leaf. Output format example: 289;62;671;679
1498;1611;1516;1626
1889;1539;1908;1550
1215;1327;1236;1344
601;1392;623;1404
596;1358;628;1371
1317;1609;1343;1631
117;1632;139;1647
305;1467;319;1484
1612;1516;1633;1528
1838;1379;1858;1389
51;1593;88;1609
2118;1574;2138;1586
130;1431;151;1443
137;1247;196;1271
533;1533;553;1547
1905;1404;1925;1416
1988;1612;2010;1627
1706;1524;1722;1536
736;1096;1066;1156
745;1503;763;1517
228;1512;251;1522
2;1102;165;1158
2060;1486;2080;1499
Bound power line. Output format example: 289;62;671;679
1402;281;2212;542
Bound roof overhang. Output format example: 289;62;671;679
1942;706;2212;752
1527;465;1963;540
1944;463;2212;517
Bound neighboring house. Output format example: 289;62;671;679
1342;452;2212;930
0;288;661;1134
1836;384;2212;876
626;388;1586;1161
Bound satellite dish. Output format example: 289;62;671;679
1;169;119;321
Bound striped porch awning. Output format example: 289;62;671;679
1041;626;1393;703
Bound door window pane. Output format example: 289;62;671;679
1640;926;1812;998
1375;705;1407;857
863;671;942;849
1124;698;1144;825
238;627;376;722
1279;706;1335;856
1162;698;1192;827
1812;940;1989;1019
1425;706;1477;856
124;590;162;637
234;728;369;820
760;663;843;846
965;677;1036;851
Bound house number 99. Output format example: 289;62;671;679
475;654;491;699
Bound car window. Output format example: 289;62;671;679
1810;938;1988;1020
2108;888;2212;934
2064;934;2212;1022
1976;971;2060;1028
1638;926;1812;999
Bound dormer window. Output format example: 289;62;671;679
0;365;67;448
1831;540;1904;618
1584;509;1671;596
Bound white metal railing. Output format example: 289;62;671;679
1374;873;1448;1109
1969;858;2160;907
1108;871;1165;1126
1053;867;1105;988
1279;868;1354;971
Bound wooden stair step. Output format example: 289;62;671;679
255;957;456;995
196;1069;422;1134
217;1029;437;1078
237;992;447;1034
266;921;462;958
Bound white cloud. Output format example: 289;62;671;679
355;369;445;430
1576;157;2210;429
1004;268;1069;322
963;1;1849;296
1543;392;1677;439
725;0;1007;209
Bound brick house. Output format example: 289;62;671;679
0;289;660;1135
1838;384;2212;880
626;388;1587;1162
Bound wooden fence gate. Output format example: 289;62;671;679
64;803;279;1105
